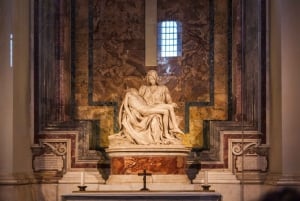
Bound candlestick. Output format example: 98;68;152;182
201;170;214;192
77;185;87;191
78;171;87;191
201;184;211;191
80;171;85;186
204;171;208;185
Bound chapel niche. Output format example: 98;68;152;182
33;0;266;173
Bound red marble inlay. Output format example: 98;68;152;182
111;156;186;175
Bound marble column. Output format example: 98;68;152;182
267;0;300;185
0;0;34;200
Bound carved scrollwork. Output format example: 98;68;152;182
232;142;260;156
42;142;67;156
32;141;68;176
232;140;269;173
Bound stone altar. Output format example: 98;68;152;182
62;191;222;201
104;145;191;189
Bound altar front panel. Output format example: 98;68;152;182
62;192;222;201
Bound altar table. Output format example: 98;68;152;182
62;191;221;201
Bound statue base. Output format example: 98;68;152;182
105;145;191;186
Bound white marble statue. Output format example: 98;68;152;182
109;70;184;146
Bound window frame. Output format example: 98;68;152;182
157;20;182;58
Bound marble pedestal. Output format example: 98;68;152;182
105;145;191;190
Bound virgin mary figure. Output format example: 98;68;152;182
110;70;184;146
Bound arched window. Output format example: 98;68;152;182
158;21;182;58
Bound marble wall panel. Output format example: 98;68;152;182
91;0;146;102
72;0;229;149
157;0;211;103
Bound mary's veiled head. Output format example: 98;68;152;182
146;70;159;85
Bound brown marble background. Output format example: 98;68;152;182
73;0;228;148
90;0;212;104
157;0;211;103
92;0;146;102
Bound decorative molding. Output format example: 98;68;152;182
32;139;68;177
0;173;34;185
32;129;103;174
232;141;268;172
201;130;262;167
230;138;269;183
265;173;300;186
